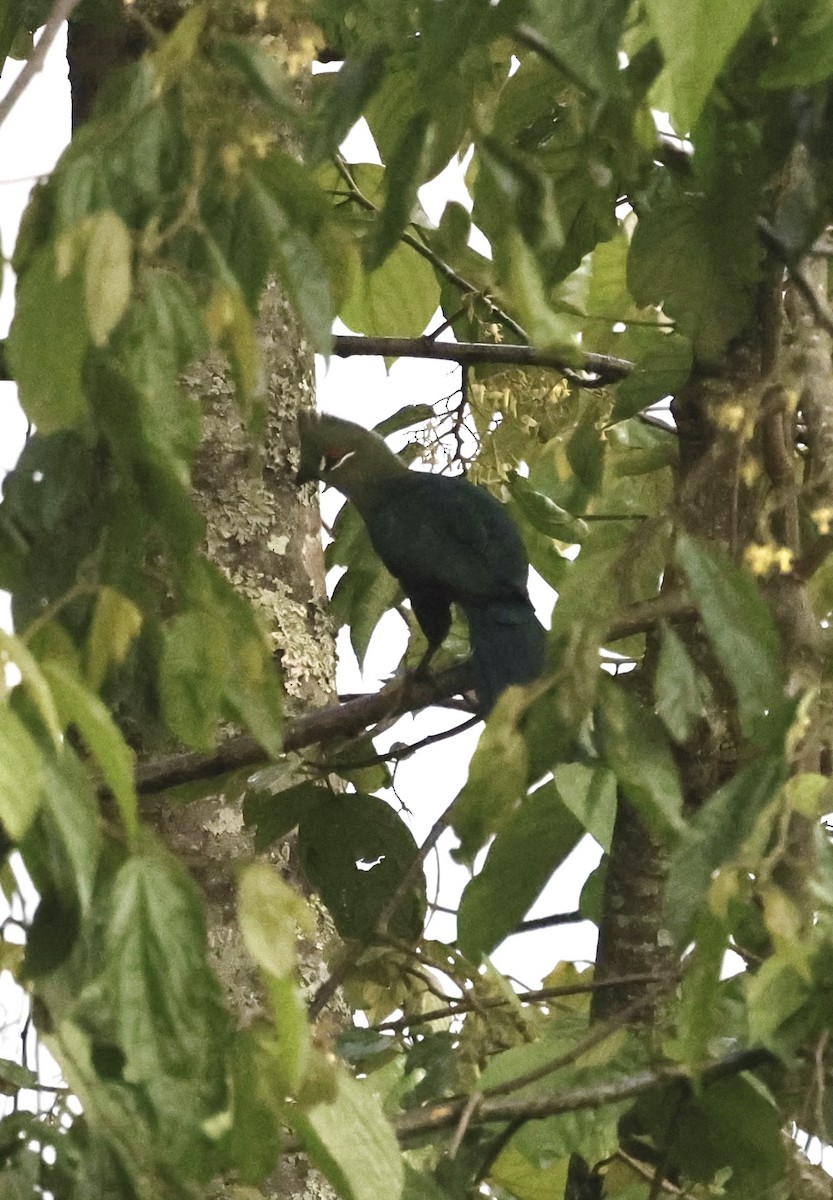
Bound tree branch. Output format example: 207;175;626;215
0;0;84;129
332;333;633;387
132;592;692;798
134;662;476;796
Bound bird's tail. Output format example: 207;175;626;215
464;600;547;716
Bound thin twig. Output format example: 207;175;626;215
0;0;84;129
757;217;833;339
371;973;677;1033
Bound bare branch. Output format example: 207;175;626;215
332;333;633;387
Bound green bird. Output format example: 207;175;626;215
297;412;547;715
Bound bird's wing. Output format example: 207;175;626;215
367;475;528;602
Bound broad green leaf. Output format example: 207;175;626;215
40;749;102;914
450;700;529;864
645;0;763;130
458;780;583;959
665;756;786;942
159;611;229;751
298;792;425;941
43;661;139;843
92;842;228;1082
328;503;402;666
243;780;329;852
552;763;617;850
84;210;132;347
226;1027;284;1183
7;246;89;431
525;0;629;94
759;0;833;88
340;242;440;339
509;476;589;543
612;335;693;420
0;704;42;840
596;677;684;841
292;1070;403;1200
368;110;431;269
675;534;785;743
85;587;143;691
634;1074;786;1192
489;1144;569;1200
0;630;61;745
0;0;21;74
628;191;759;362
675;912;727;1068
238;862;314;979
309;50;385;162
245;169;335;351
745;954;809;1051
654;622;705;743
0;1058;39;1094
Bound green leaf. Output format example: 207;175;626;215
341;242;440;339
292;1070;404;1200
552;763;617;850
0;704;42;840
450;703;529;865
243;780;328;852
40;748;102;915
373;404;435;437
43;662;139;843
208;572;285;758
759;0;833;88
0;0;21;74
628;190;760;362
84;210;132;346
245;170;335;351
745;954;809;1051
0;629;62;746
298;792;425;941
0;1058;39;1094
238;862;314;979
328;503;402;666
525;0;628;94
676;912;727;1068
7;246;90;431
508;476;589;543
369;110;431;269
645;0;762;130
654;623;705;743
226;1027;284;1183
92;842;228;1083
85;587;143;691
596;677;684;841
612;335;693;420
634;1074;786;1192
160;611;229;751
675;534;785;743
458;780;584;959
665;756;786;942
